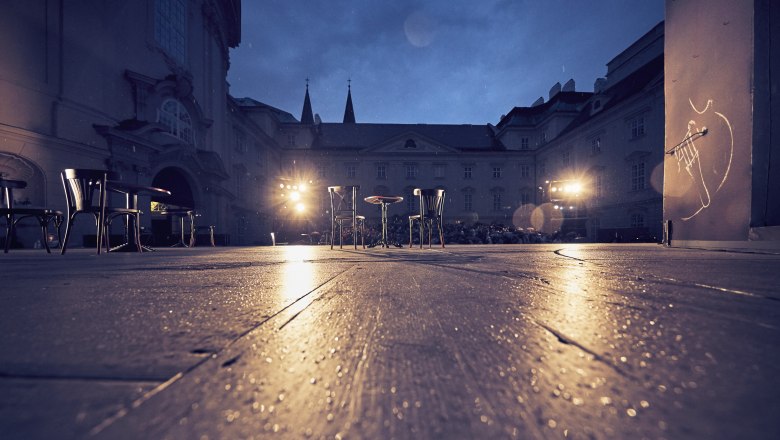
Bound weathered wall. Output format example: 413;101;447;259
663;0;755;241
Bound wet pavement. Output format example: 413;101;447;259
0;244;779;439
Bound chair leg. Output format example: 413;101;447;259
54;215;63;249
409;218;413;248
330;218;335;250
3;214;11;253
39;216;51;254
419;220;423;249
438;218;445;248
427;219;433;249
60;214;76;255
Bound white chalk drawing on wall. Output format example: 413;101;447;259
666;99;734;221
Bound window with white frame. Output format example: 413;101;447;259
520;137;529;150
234;130;246;153
629;116;645;139
520;190;530;205
595;172;604;198
520;164;530;178
464;190;473;211
346;164;356;178
376;164;387;179
492;192;502;211
405;163;418;179
406;188;417;213
631;162;646;190
630;212;645;228
154;0;187;64
463;166;473;179
158;98;193;144
492;167;502;178
591;137;601;154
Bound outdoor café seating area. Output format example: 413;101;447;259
1;168;215;254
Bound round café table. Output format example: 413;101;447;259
364;195;403;248
107;181;171;252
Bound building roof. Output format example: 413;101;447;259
311;123;502;151
232;97;299;123
496;91;593;129
560;54;663;135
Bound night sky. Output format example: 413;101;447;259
227;0;664;125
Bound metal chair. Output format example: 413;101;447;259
60;169;141;254
409;188;446;248
327;185;365;249
0;178;63;253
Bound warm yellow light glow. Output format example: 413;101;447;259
295;202;305;212
290;191;301;201
299;183;307;192
279;183;285;189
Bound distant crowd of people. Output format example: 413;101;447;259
331;215;571;246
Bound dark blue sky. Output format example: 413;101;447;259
228;0;664;125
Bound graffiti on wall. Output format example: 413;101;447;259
666;98;734;220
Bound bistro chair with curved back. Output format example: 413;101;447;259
409;188;446;248
60;169;141;254
0;178;63;253
327;185;365;249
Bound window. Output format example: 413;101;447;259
631;162;645;190
346;164;356;178
254;142;263;164
630;116;645;139
376;164;387;179
493;192;502;211
154;0;187;64
538;161;546;178
492;167;502;178
317;165;327;179
404;139;417;149
520;137;529;150
562;151;571;167
406;188;417;213
234;130;246;153
630;213;645;228
158;98;193;144
591;137;601;154
595;172;604;198
464;191;473;211
463;166;473;179
405;164;418;179
520;164;530;178
287;134;296;147
520;190;530;205
541;131;547;144
433;164;445;178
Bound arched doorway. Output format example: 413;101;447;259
151;167;196;245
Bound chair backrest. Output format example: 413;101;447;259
328;186;360;218
0;178;26;209
414;188;445;219
61;169;118;212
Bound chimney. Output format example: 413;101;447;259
549;82;561;100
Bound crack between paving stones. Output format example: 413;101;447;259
534;320;632;380
89;263;359;437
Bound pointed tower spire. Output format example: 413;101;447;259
343;79;355;124
301;78;314;124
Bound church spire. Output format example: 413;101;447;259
343;80;355;124
301;78;314;124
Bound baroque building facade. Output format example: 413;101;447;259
0;0;277;247
0;1;663;248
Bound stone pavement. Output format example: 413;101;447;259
0;244;779;439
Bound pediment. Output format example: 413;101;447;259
362;131;460;154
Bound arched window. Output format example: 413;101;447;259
158;99;194;144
